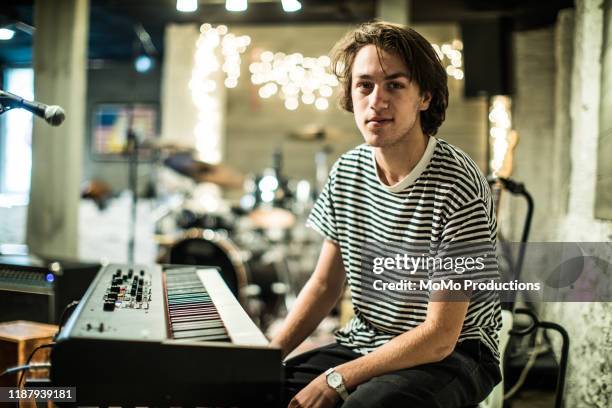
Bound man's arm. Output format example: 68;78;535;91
270;239;346;359
335;295;469;389
289;295;469;407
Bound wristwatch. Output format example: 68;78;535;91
324;367;349;400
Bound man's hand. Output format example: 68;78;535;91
288;374;340;408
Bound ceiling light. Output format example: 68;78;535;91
176;0;198;12
134;54;154;73
0;28;15;40
281;0;302;12
226;0;247;12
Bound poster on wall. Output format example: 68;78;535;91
91;103;159;161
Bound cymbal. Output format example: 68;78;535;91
287;125;353;142
164;153;244;189
139;139;196;153
197;163;244;189
248;207;296;229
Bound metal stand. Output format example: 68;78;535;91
124;124;139;264
497;177;534;277
490;176;534;310
510;308;570;408
493;179;570;408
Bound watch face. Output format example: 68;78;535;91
328;372;342;388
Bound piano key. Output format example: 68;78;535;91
172;328;229;339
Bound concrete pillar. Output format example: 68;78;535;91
376;0;410;25
26;0;89;258
564;0;603;226
160;24;200;149
551;10;574;219
595;0;612;219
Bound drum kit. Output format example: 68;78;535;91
151;126;352;330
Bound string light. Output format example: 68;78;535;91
281;0;302;12
176;0;198;12
226;0;247;12
431;40;464;81
489;96;512;175
191;24;251;163
250;50;338;111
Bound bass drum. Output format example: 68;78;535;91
164;229;248;304
247;250;295;329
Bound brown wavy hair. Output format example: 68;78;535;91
331;21;449;136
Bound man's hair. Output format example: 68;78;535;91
331;21;449;136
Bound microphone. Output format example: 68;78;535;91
0;90;66;126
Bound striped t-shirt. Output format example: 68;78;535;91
307;136;502;360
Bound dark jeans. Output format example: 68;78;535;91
283;340;501;408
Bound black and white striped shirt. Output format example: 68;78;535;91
307;136;502;360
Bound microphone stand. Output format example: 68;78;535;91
124;111;138;264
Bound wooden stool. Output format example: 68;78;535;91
0;320;57;388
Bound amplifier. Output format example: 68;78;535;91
0;247;100;324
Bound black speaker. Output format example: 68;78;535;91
0;252;100;324
461;18;513;97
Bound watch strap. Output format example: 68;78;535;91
324;368;349;400
336;382;349;400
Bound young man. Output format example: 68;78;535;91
270;21;502;408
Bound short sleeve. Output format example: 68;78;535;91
434;197;499;283
306;163;339;243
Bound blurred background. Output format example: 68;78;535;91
0;1;610;407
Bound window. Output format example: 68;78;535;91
1;67;33;196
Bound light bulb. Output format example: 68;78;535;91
176;0;197;12
281;0;302;12
0;28;15;40
226;0;247;12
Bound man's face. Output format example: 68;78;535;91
351;44;431;148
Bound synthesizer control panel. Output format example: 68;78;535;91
63;263;166;341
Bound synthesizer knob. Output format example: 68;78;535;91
98;323;104;332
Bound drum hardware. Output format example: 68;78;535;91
292;179;314;215
240;149;293;216
287;124;356;193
